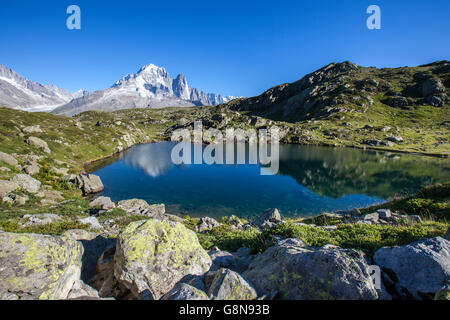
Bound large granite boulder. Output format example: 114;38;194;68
0;232;83;300
244;239;378;300
76;174;104;195
114;219;212;300
374;237;450;299
208;268;258;300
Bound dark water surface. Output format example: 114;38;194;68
91;142;450;219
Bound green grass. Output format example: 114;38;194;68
361;182;450;220
192;220;448;257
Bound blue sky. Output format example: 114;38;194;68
0;0;449;97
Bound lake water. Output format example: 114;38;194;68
91;142;450;219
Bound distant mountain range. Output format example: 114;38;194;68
0;64;88;112
0;64;237;115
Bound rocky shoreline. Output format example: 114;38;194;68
1;179;449;300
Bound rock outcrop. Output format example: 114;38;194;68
244;239;378;300
76;174;104;195
114;219;212;300
0;232;83;300
208;268;258;300
374;237;450;299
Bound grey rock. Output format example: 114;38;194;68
253;208;282;228
78;217;102;230
0;232;83;300
445;227;450;241
22;213;62;227
12;174;41;194
377;209;392;219
387;136;404;143
161;283;209;300
196;217;220;232
23;125;43;134
114;219;212;300
26;136;51;153
374;237;450;300
76;174;104;195
422;78;445;97
208;268;258;300
117;199;165;217
24;163;40;175
244;238;378;300
90;196;115;210
362;212;379;223
0;151;19;167
0;180;18;197
67;280;101;300
384;96;411;109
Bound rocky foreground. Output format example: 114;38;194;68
0;198;449;300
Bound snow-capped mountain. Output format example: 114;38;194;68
0;64;85;112
52;64;237;116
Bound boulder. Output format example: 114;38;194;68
78;217;102;230
24;163;40;175
0;151;19;167
12;174;41;194
90;196;115;210
76;174;104;195
117;199;165;217
161;283;209;300
387;136;404;143
0;180;18;197
374;237;450;299
422;78;445;97
445;227;450;241
114;219;212;300
208;268;258;300
23;125;43;134
22;213;62;227
377;209;391;219
244;239;378;300
253;208;282;229
0;232;83;300
209;248;252;273
362;212;379;223
26;136;51;153
196;217;220;232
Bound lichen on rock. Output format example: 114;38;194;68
0;232;83;300
114;219;212;300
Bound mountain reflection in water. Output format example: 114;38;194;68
92;142;450;219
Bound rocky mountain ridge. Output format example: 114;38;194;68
224;60;450;122
0;64;83;111
52;64;237;116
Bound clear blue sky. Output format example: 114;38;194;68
0;0;449;97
